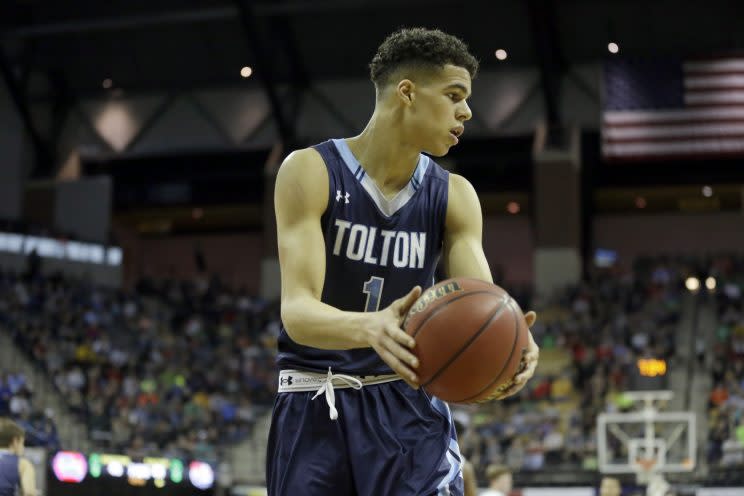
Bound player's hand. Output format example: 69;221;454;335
493;310;539;400
365;286;422;389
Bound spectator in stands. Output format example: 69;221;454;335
480;464;512;496
599;476;621;496
721;434;744;466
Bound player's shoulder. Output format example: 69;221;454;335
276;146;330;190
275;146;330;212
447;173;478;200
18;457;34;472
445;173;481;228
279;146;327;177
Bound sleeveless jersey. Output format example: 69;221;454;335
0;450;19;496
277;138;449;375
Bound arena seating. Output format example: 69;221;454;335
5;255;737;478
0;368;60;449
707;255;744;469
0;270;277;463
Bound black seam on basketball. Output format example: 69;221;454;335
421;295;510;389
453;299;522;403
409;290;505;338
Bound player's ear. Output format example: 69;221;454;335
397;79;415;105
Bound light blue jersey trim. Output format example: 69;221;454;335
431;396;464;494
332;138;430;217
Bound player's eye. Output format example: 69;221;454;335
448;93;461;102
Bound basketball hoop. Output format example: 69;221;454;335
597;392;695;495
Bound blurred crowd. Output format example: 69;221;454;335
707;255;744;468
458;256;689;479
3;253;743;478
0;369;59;450
0;270;279;463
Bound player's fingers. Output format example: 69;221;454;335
393;285;422;316
377;346;419;387
524;331;539;361
524;310;537;327
513;357;538;384
522;348;539;364
386;323;416;349
492;379;523;400
382;334;419;369
495;385;521;400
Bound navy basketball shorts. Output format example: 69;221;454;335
266;371;464;496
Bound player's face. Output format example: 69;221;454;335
12;436;24;455
405;64;473;157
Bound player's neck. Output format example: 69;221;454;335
346;112;420;198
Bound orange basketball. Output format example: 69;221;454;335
402;277;530;403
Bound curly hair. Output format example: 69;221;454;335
369;27;479;89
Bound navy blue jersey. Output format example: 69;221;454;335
0;450;19;496
277;138;449;375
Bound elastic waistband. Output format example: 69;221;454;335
278;369;401;393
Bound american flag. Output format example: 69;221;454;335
602;57;744;161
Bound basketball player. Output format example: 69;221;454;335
268;27;539;495
0;419;38;496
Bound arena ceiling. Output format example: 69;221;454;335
3;0;744;233
1;0;743;97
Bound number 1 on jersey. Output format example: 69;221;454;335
363;276;385;312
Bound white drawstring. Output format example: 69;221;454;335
311;367;363;420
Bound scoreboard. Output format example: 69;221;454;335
48;451;215;496
629;357;669;391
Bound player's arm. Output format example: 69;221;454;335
275;148;421;385
443;173;539;398
18;458;38;496
442;174;493;282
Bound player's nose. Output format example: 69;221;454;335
457;100;472;122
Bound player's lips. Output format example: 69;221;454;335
449;126;464;144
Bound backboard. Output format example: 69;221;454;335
597;391;696;482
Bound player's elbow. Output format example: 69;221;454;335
280;299;309;345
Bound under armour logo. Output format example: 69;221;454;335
280;376;293;386
336;190;350;204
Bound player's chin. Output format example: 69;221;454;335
424;143;452;157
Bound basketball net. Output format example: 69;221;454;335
634;457;673;496
633;457;657;484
